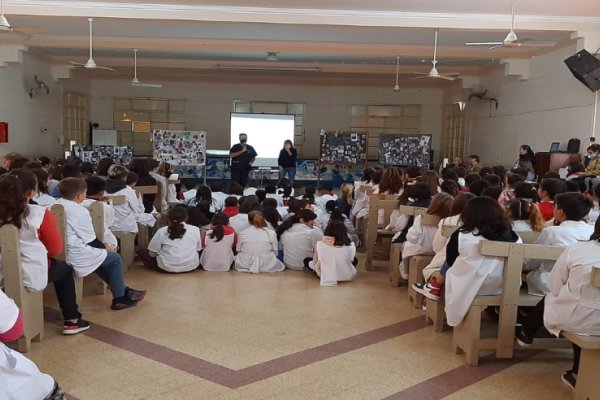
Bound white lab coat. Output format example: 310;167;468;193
280;223;323;270
211;192;228;211
243;187;258;196
57;199;107;278
234;226;284;273
106;186;140;233
133;189;156;228
200;230;235;271
266;193;284;207
80;199;118;249
316;212;355;235
511;220;534;232
445;232;522;327
350;180;372;218
543;240;600;336
525;221;594;296
354;184;379;220
149;171;169;214
33;192;56;207
423;215;460;281
0;291;55;400
315;193;338;213
183;189;197;205
148;223;202;273
401;214;438;259
309;241;357;286
229;213;250;234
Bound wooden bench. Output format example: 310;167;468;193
105;195;136;272
453;241;570;366
0;225;44;352
389;206;427;287
407;213;440;308
365;194;399;271
562;266;600;400
84;201;109;296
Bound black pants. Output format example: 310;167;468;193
522;296;581;373
48;259;81;321
231;167;249;187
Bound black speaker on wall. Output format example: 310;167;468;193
564;50;600;92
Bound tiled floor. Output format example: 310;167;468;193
27;259;573;400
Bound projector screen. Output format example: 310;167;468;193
230;113;295;167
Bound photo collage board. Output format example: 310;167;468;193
72;145;133;166
378;133;432;167
319;130;368;165
153;130;207;166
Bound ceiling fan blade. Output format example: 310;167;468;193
138;83;163;88
488;44;504;50
518;41;556;47
411;72;428;76
411;76;428;80
465;42;504;46
95;65;115;71
69;61;86;67
441;72;460;76
437;75;457;81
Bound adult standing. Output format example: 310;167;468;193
277;139;297;186
229;133;257;187
515;145;535;181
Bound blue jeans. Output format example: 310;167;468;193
279;167;296;185
94;252;126;298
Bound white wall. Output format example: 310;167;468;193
88;78;444;160
465;42;599;167
0;51;65;159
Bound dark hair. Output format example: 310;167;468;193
276;208;317;240
441;169;459;183
86;176;106;196
455;166;466;178
481;186;503;200
126;172;138;186
324;220;351;246
97;158;114;176
542;171;561;180
591;218;600;242
37;156;51;168
59;177;87;200
262;198;278;208
288;199;308;214
248;210;268;229
555;192;593;221
464;173;480;187
319;181;334;192
61;163;82;179
361;167;375;182
440;179;460;196
10;157;30;170
460;196;514;241
405;166;422;180
513;182;541;202
255;189;267;203
468;179;490;196
511;168;528;179
564;179;583;193
304;186;316;196
540;178;566;200
224;196;239;207
479;167;493;177
23;160;43;170
48;164;62;181
0;170;37;229
240;195;260;213
491;166;507;183
0;166;7;175
108;164;128;180
371;168;384;185
186;205;211;227
325;199;337;213
128;158;151;178
567;162;586;175
505;198;544;231
421;170;439;196
195;199;214;221
262;206;282;229
468;154;480;163
158;162;172;178
210;181;224;193
507;173;525;188
80;161;95;175
482;174;501;187
412;182;433;201
167;206;188;240
210;213;229;242
195;185;213;204
31;168;50;195
329;208;346;223
449;192;475;216
519;145;535;164
265;184;277;194
246;179;259;189
426;193;453;218
226;182;244;196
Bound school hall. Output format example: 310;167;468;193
1;1;600;399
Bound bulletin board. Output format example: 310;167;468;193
378;133;432;167
318;130;368;185
72;145;133;166
152;130;207;166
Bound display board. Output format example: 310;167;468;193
378;133;432;167
72;145;133;166
319;130;368;165
153;130;207;166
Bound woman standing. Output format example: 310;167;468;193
515;145;535;181
278;140;297;186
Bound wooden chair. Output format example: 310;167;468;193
355;185;375;250
407;213;440;308
0;225;44;352
106;194;136;272
365;194;399;271
83;201;109;296
388;206;427;286
425;224;459;333
561;266;600;400
517;230;541;244
453;241;570;366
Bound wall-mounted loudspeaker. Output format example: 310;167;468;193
564;50;600;92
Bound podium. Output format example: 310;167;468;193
534;152;580;177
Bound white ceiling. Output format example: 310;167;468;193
1;0;598;83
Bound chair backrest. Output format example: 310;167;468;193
49;204;67;262
358;185;375;196
0;225;25;305
368;194;399;229
441;224;459;238
592;267;600;288
421;214;441;227
85;201;105;242
399;205;428;217
517;230;541;244
106;194;126;205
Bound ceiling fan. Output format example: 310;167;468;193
131;49;162;88
465;0;555;49
69;18;114;71
0;0;32;39
393;56;402;92
413;29;460;81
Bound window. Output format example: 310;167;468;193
62;92;89;150
442;103;467;162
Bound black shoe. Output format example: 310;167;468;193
63;318;90;335
515;327;533;347
125;287;147;302
111;296;138;310
561;370;576;390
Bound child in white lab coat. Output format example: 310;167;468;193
504;198;544;233
516;217;600;390
307;219;357;286
277;208;323;270
525;192;594;296
104;165;140;234
139;206;202;273
126;172;157;228
200;213;237;271
81;176;119;252
234;211;284;273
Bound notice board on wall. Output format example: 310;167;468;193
152;130;207;166
319;130;368;166
72;145;133;166
378;133;432;167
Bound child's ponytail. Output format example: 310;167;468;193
167;206;188;240
0;170;37;229
248;211;267;229
210;213;229;242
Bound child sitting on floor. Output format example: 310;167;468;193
234;211;284;273
504;198;544;233
200;213;237;271
537;178;567;222
277;208;322;270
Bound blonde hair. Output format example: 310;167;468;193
248;210;268;229
340;183;353;205
505;198;544;232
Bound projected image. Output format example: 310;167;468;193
230;113;296;167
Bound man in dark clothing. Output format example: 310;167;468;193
229;133;257;186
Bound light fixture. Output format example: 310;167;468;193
454;101;466;112
266;52;279;61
